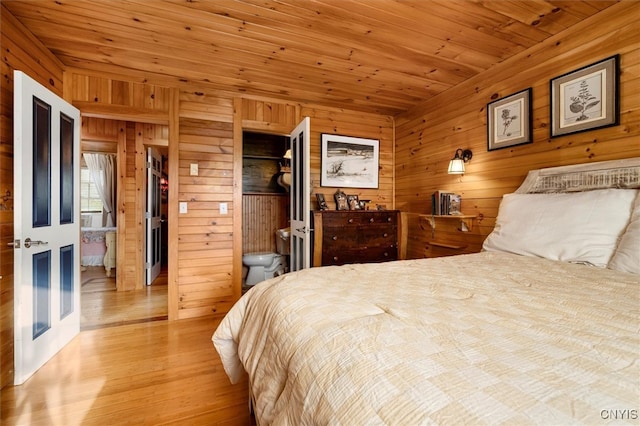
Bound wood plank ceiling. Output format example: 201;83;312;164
3;0;618;116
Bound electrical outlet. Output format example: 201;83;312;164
190;163;198;176
220;202;228;215
179;202;188;214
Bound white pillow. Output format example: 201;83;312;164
482;189;638;267
608;193;640;274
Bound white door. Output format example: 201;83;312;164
13;70;81;385
145;147;162;285
289;117;311;271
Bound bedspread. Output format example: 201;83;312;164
81;227;116;266
213;252;640;425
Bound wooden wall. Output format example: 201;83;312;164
302;106;395;209
395;2;640;259
0;5;67;389
243;195;290;254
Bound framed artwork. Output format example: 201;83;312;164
487;88;532;151
321;134;379;188
550;55;619;138
315;193;329;210
334;189;348;210
347;194;360;210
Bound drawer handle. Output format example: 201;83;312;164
369;218;374;223
387;217;392;222
383;252;389;257
333;256;339;261
332;235;338;240
348;218;354;223
383;233;388;237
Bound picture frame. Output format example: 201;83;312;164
487;88;532;151
347;194;360;210
334;189;348;211
550;55;619;138
321;134;379;188
315;193;329;211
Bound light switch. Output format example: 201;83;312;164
179;202;188;214
190;163;198;176
220;202;228;215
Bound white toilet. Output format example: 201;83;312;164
243;228;290;286
243;252;284;286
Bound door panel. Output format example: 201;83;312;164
13;71;81;385
289;117;311;271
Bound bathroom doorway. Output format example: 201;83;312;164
241;131;290;288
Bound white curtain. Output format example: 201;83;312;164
83;153;117;227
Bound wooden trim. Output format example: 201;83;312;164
116;121;127;291
398;211;407;260
312;212;324;267
167;88;180;320
73;101;169;124
232;98;244;301
240;120;294;135
135;124;145;289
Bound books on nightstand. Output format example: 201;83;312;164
431;190;462;215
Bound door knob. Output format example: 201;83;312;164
24;238;49;249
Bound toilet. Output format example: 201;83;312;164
243;228;290;286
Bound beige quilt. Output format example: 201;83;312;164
213;252;640;425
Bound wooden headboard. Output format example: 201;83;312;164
515;157;640;194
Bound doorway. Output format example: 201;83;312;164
241;131;290;287
80;118;168;329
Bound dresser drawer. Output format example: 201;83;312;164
322;211;396;226
321;245;397;266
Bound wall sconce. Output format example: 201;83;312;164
278;149;292;191
448;148;473;174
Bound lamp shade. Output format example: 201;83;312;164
283;149;292;159
448;158;465;174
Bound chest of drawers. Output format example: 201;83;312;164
312;210;401;266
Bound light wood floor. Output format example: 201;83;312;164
2;267;254;425
80;266;168;330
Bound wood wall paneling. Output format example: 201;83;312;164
177;113;235;319
300;106;395;210
395;2;640;259
242;195;290;254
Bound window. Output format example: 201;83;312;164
80;167;103;212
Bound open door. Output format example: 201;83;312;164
145;147;162;285
289;117;311;271
12;71;81;385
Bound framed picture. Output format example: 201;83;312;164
321;134;379;188
315;193;329;210
550;55;619;138
334;189;348;210
487;88;532;151
347;194;360;210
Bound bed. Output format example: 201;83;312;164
213;158;640;425
81;226;117;273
